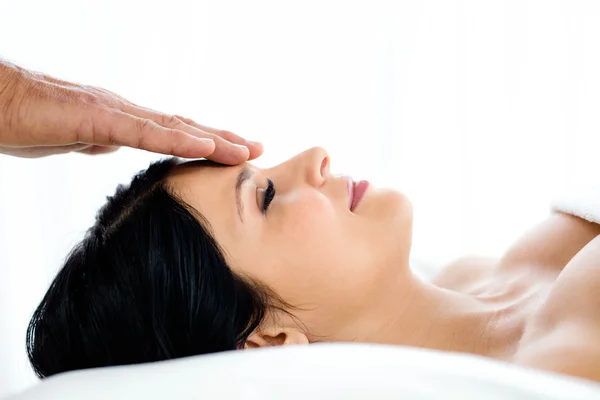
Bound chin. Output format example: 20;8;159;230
359;190;413;277
357;187;410;218
362;188;413;238
379;188;413;218
384;190;413;244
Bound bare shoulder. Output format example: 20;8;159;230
511;224;600;384
432;255;498;291
434;212;600;290
497;211;600;273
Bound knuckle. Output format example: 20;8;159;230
74;117;94;143
106;126;118;146
163;114;181;127
82;85;122;108
217;130;239;142
104;114;121;146
81;108;111;143
175;114;194;125
137;118;153;133
217;129;233;137
79;91;100;106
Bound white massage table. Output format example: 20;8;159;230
6;343;600;399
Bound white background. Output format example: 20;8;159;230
1;0;600;397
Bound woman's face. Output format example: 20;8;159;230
168;147;413;342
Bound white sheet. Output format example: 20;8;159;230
7;343;600;400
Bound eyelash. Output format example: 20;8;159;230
261;178;276;214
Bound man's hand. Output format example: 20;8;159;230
0;60;263;163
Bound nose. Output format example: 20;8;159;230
305;146;330;187
273;146;330;188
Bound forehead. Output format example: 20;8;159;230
167;160;246;242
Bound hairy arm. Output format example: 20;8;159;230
0;58;262;161
0;58;21;90
0;59;22;128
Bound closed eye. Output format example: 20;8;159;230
260;178;275;215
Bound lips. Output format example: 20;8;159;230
344;176;369;212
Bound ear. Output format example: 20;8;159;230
244;326;309;349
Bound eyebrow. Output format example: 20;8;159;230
235;167;254;223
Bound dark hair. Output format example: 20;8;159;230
26;158;280;378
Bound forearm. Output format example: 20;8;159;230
0;59;25;142
0;58;23;96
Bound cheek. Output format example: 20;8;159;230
275;193;340;242
256;190;413;308
263;195;348;297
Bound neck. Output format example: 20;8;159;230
344;268;533;361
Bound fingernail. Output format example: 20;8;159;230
198;138;214;143
234;144;249;150
248;140;262;146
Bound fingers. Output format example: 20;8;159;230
123;105;252;164
174;115;264;161
90;110;217;158
76;145;120;155
0;143;91;158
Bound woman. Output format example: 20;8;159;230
27;147;600;383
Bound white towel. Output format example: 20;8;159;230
550;185;600;224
